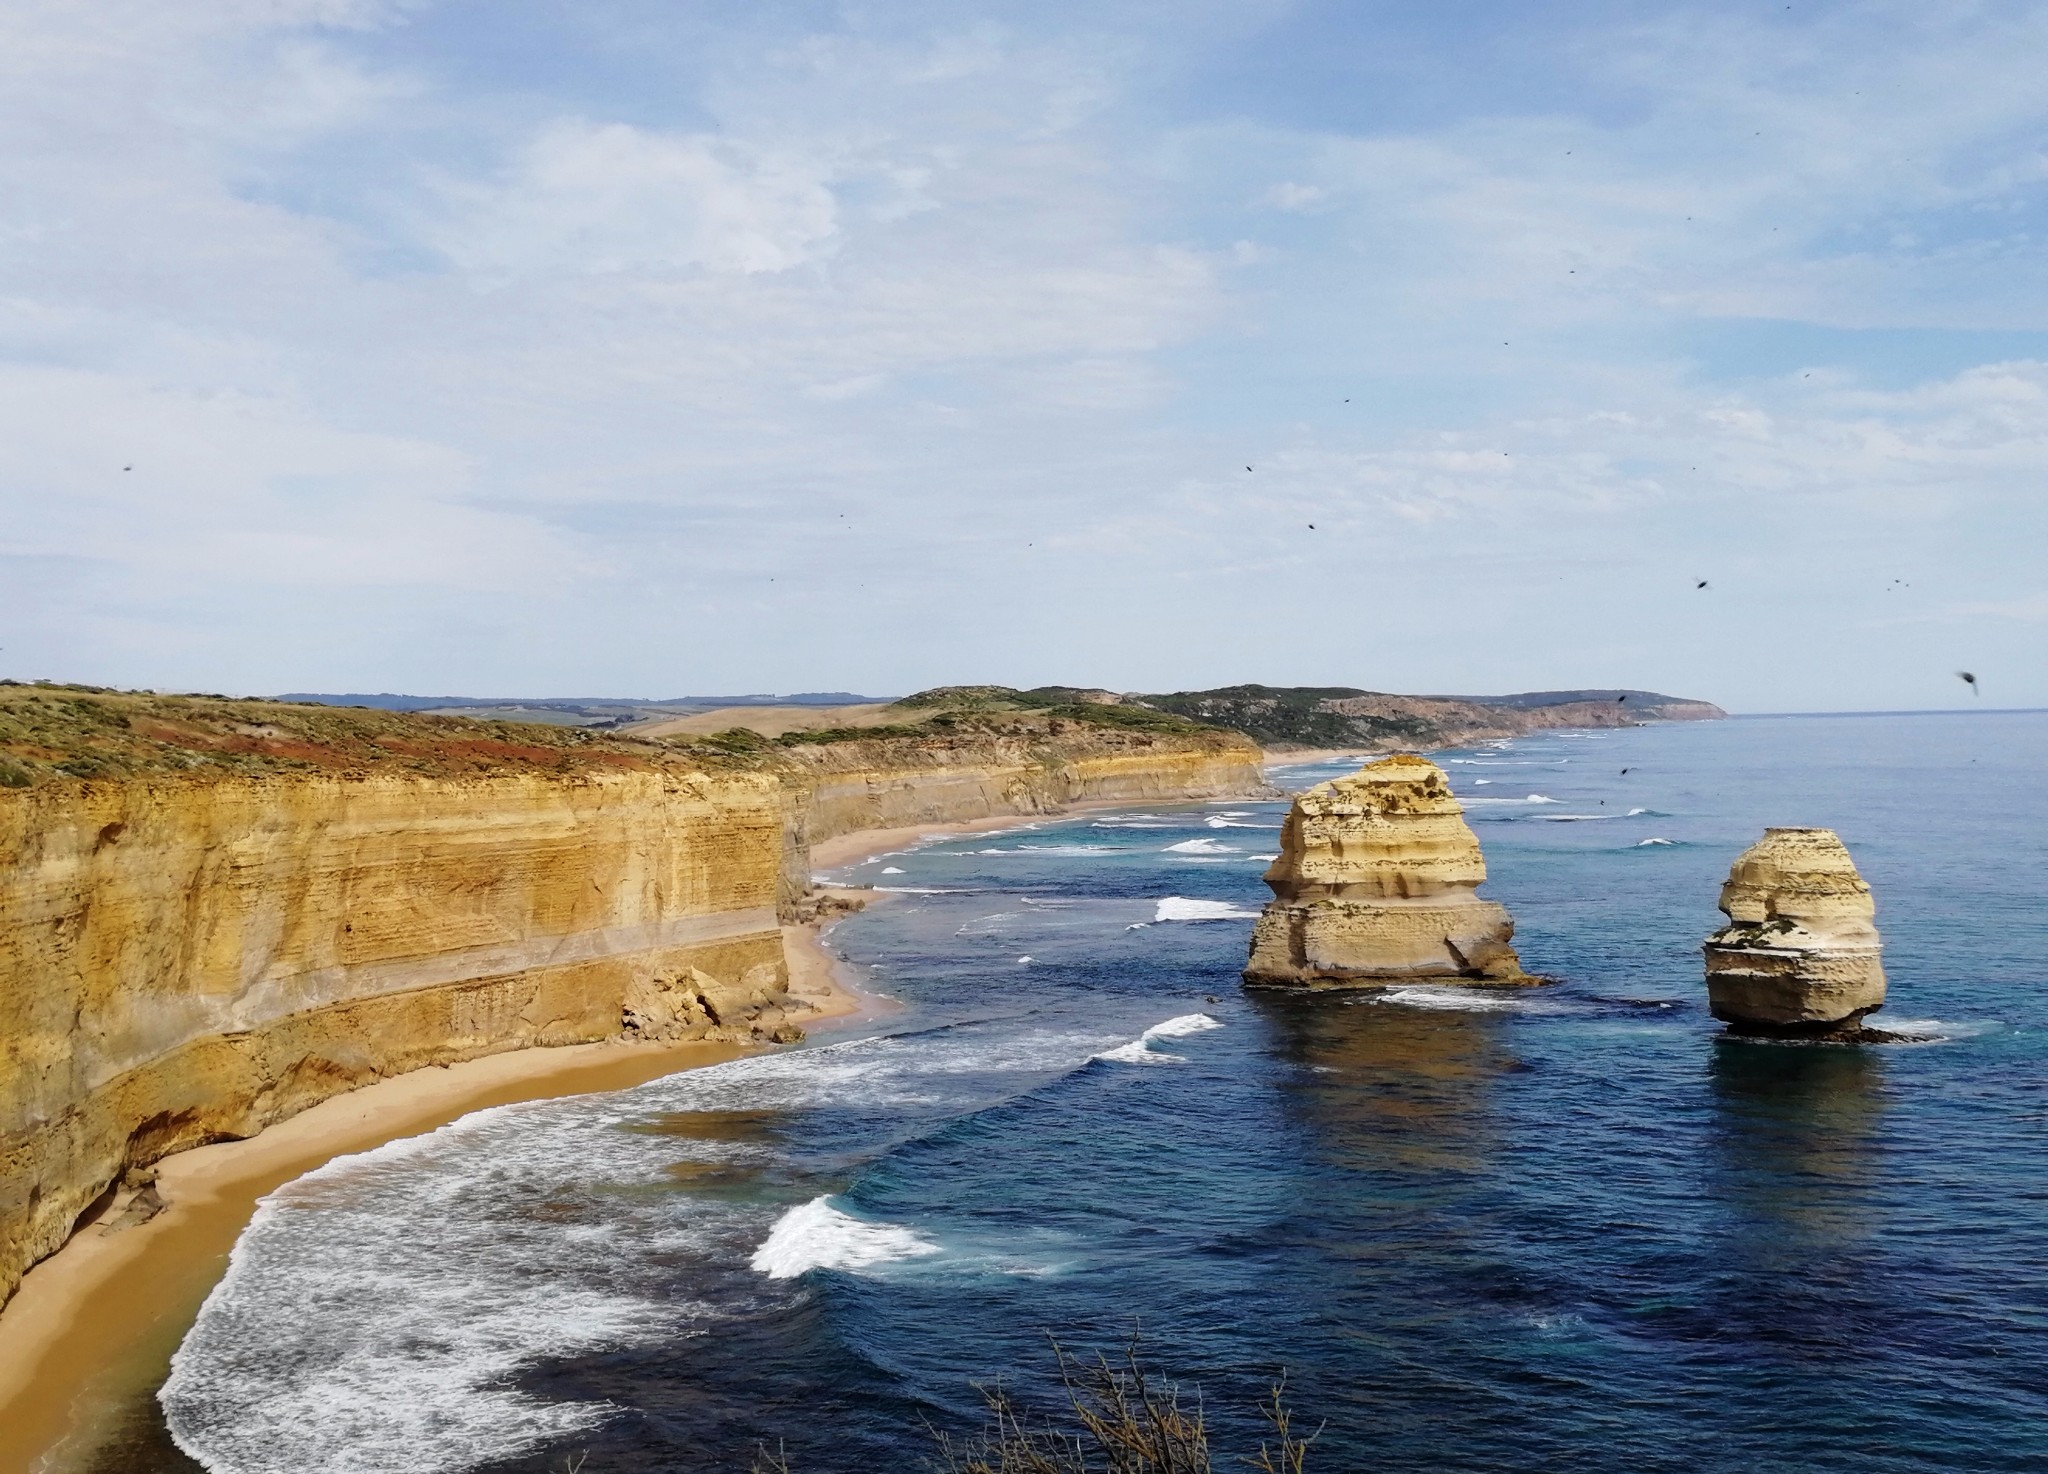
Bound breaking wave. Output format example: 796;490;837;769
1093;1013;1224;1066
1153;897;1259;921
750;1197;940;1280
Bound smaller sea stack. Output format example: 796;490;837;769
1244;754;1530;986
1704;827;1885;1036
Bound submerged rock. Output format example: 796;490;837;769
1704;828;1886;1037
1243;755;1530;986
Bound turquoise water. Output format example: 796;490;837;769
160;713;2048;1473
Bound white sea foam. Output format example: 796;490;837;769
874;885;965;894
1472;778;1493;785
1627;807;1648;816
1634;838;1676;847
166;1029;1130;1474
1093;1013;1223;1065
1146;1013;1225;1039
1880;1017;1999;1041
1205;815;1279;829
1164;838;1237;854
1371;987;1579;1015
1526;794;1561;803
1248;853;1280;862
1374;986;1530;1012
1540;814;1616;822
1153;897;1259;921
750;1196;940;1280
882;866;905;874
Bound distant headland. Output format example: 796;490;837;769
270;682;1727;752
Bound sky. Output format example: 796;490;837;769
3;0;2046;711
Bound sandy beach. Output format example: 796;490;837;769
0;914;871;1474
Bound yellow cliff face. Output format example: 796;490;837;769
778;727;1265;852
0;766;793;1307
1704;827;1885;1031
1244;755;1527;986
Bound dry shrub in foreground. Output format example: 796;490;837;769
754;1340;1316;1474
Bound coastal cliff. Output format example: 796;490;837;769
1244;755;1528;986
779;723;1263;853
0;686;1263;1307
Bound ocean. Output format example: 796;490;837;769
148;712;2048;1473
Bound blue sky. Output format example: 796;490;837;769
3;0;2045;710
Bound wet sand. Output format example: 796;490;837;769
0;920;868;1474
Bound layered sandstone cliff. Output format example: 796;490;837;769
0;686;1264;1307
1243;755;1529;986
1704;828;1885;1034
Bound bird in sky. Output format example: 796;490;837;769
1616;694;1627;703
1246;466;1254;472
1620;768;1631;775
1696;580;1709;589
1958;671;1980;696
1307;523;1315;530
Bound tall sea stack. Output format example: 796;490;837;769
1704;827;1886;1035
1243;755;1530;986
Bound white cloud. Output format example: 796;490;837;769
427;120;841;280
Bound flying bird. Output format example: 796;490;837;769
1616;694;1627;703
1620;768;1631;775
1246;466;1254;472
1696;580;1709;589
1308;523;1315;530
1958;671;1980;696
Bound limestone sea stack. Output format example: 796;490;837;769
1704;828;1885;1035
1243;755;1531;986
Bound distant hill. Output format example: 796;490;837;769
1128;684;1725;751
275;692;892;729
269;683;1724;749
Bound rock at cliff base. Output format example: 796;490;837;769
1704;827;1886;1037
1243;754;1531;987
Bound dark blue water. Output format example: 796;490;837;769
164;714;2048;1474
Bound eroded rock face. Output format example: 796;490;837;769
1243;755;1528;986
1704;828;1885;1033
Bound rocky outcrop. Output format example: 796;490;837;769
1243;755;1529;986
1704;828;1886;1036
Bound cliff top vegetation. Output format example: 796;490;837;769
0;682;719;789
0;682;1248;791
